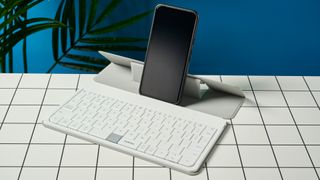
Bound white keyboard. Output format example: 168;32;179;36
43;86;226;175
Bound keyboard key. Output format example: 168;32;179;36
179;156;196;167
92;120;107;129
79;125;92;133
113;101;126;111
145;146;157;155
166;152;181;163
125;131;139;140
113;128;128;136
90;128;111;139
108;109;121;118
63;103;76;111
69;121;82;130
119;138;140;149
137;143;149;152
59;118;72;127
50;114;63;123
104;124;116;132
118;113;131;121
106;133;123;143
121;104;135;113
155;149;168;158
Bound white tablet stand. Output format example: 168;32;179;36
94;51;245;119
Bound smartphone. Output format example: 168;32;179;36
139;4;198;104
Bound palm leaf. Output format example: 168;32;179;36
65;54;110;66
0;56;3;73
73;45;146;52
79;37;147;44
0;0;62;73
87;0;98;29
68;0;76;45
89;10;153;35
94;0;122;25
8;9;14;72
2;22;66;54
0;0;25;18
0;18;60;39
1;2;8;73
48;0;151;73
60;0;72;53
0;0;43;29
52;0;64;61
22;11;28;73
59;61;104;73
78;0;86;36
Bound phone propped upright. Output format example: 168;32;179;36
139;4;198;104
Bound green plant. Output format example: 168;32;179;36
48;0;152;73
0;0;65;73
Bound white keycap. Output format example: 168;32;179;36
166;152;181;163
79;125;92;133
90;128;111;139
113;128;128;136
69;121;82;130
137;143;149;152
119;138;140;149
179;156;197;167
92;120;107;129
59;118;72;127
155;149;168;158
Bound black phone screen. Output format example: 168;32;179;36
139;5;198;104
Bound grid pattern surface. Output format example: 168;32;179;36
0;74;320;180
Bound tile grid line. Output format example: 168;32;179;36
275;76;320;179
55;74;81;180
302;76;320;177
17;74;52;180
94;145;101;180
0;74;23;131
247;76;284;180
132;157;135;180
302;76;320;110
230;119;247;180
55;135;67;180
220;76;247;180
205;163;210;180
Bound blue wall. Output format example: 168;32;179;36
13;0;320;75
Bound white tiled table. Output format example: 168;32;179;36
0;74;320;180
